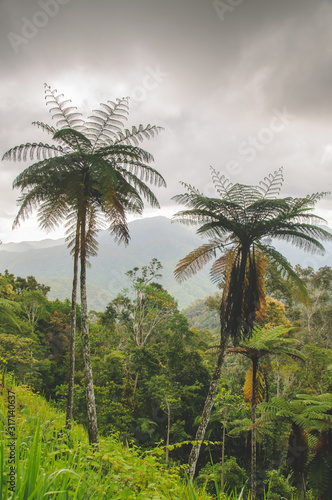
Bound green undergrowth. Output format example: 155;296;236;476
0;377;214;500
0;377;299;500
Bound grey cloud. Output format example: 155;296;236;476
1;0;332;242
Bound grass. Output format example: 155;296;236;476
1;376;216;499
0;377;300;499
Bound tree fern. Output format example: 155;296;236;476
175;167;332;481
2;84;166;445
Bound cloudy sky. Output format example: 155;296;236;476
1;0;332;243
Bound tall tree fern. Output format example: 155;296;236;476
2;84;166;444
172;167;332;482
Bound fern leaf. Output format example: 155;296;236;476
257;167;284;199
174;242;220;283
210;167;233;196
2;143;64;162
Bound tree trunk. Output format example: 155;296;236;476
133;371;139;394
187;334;229;482
276;356;280;398
80;213;99;446
166;401;171;465
221;415;226;493
66;221;80;430
251;359;258;500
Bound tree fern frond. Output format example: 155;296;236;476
209;255;228;285
257;167;284;199
12;187;43;228
44;83;84;131
257;243;310;306
115;124;164;145
31;121;57;136
53;128;92;152
115;168;161;209
271;229;327;254
84;97;129;149
2;142;64;162
174;242;220;283
210;167;233;196
37;194;69;232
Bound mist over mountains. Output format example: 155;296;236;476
0;217;215;310
1;216;332;311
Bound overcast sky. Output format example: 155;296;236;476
1;0;332;243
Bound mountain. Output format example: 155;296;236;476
0;217;216;310
1;217;332;311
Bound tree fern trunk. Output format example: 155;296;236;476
187;334;229;481
66;221;80;430
251;359;258;500
221;416;226;493
80;213;99;446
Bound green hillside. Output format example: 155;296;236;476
0;378;213;499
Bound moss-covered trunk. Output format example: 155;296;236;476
80;211;99;446
66;220;80;430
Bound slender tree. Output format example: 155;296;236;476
2;84;166;443
172;167;332;480
226;326;305;498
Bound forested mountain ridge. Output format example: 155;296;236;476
1;216;332;311
0;217;216;310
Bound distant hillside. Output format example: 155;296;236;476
1;217;331;311
0;217;216;310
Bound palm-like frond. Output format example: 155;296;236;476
256;394;332;431
228;326;305;362
44;83;84;131
53;128;92;153
84;98;129;148
209;254;229;285
270;226;327;254
2;142;64;162
114;124;164;146
210;166;233;196
174;241;222;283
257;167;284;199
257;243;310;306
37;193;70;232
31;121;57;136
116;167;161;209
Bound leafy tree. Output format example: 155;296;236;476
17;290;48;330
15;275;50;296
3;84;166;443
124;259;177;349
0;272;16;300
292;266;332;349
172;166;332;483
146;374;181;464
209;389;248;492
103;260;177;395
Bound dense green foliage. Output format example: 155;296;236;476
0;378;215;499
1;261;332;498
